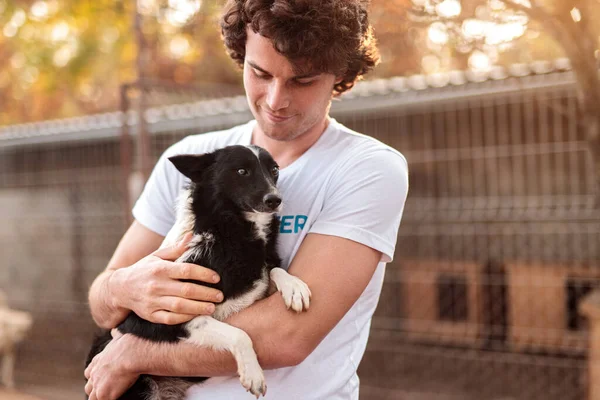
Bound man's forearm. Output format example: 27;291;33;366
127;333;238;378
131;294;307;378
88;269;130;329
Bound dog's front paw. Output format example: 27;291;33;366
270;268;311;312
238;359;267;398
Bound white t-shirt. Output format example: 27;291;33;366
132;118;409;400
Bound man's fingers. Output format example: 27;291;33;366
160;296;217;316
84;358;94;379
150;310;197;325
162;280;223;302
168;262;220;284
85;379;93;396
152;232;193;261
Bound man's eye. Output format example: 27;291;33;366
237;168;248;176
253;70;270;80
295;79;315;86
271;166;280;176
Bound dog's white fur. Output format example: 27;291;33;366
0;291;32;389
247;145;262;160
270;268;312;313
163;191;195;248
212;268;270;322
244;211;273;243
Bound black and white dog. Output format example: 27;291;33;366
86;145;311;399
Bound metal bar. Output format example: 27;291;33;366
538;91;552;200
138;83;151;180
510;93;524;202
120;83;132;228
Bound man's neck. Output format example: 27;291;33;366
252;118;330;169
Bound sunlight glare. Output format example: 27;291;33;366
51;22;70;42
169;35;190;59
165;0;202;27
485;22;526;45
3;24;17;38
462;19;485;38
53;40;78;67
469;50;491;71
436;0;461;18
463;18;527;46
428;22;449;45
11;9;27;27
30;1;49;20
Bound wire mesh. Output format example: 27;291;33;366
0;75;598;399
348;84;598;399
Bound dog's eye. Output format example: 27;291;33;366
237;168;248;176
271;166;279;176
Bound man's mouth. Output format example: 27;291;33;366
263;109;293;123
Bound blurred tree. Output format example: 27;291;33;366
369;0;423;76
1;1;134;123
1;0;596;135
407;0;600;199
0;0;241;124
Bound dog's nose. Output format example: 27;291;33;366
263;194;282;210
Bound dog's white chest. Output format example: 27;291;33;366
212;268;269;321
244;211;273;243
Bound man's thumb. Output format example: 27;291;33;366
152;232;193;261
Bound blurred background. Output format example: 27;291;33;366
1;0;599;399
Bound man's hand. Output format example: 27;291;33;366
109;233;224;325
84;330;140;400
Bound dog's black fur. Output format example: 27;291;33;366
86;145;283;400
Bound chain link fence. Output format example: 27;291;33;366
0;64;598;399
351;76;598;400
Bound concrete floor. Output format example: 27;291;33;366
6;381;83;400
0;389;42;400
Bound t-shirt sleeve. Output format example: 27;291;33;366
309;148;409;263
132;140;189;236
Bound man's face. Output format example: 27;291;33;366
243;28;338;142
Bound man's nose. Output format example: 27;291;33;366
266;80;290;111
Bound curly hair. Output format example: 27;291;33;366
220;0;380;95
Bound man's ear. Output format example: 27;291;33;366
168;153;216;182
332;76;345;98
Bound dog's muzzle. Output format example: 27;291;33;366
263;193;282;211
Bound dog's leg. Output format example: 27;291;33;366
1;346;15;389
269;268;311;312
184;316;266;398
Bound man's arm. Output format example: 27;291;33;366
88;221;223;329
88;222;163;328
86;232;381;384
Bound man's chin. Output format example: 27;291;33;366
258;123;299;142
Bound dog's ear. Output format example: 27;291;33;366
168;153;216;182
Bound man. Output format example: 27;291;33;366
85;0;408;399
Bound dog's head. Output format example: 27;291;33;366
169;145;282;213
